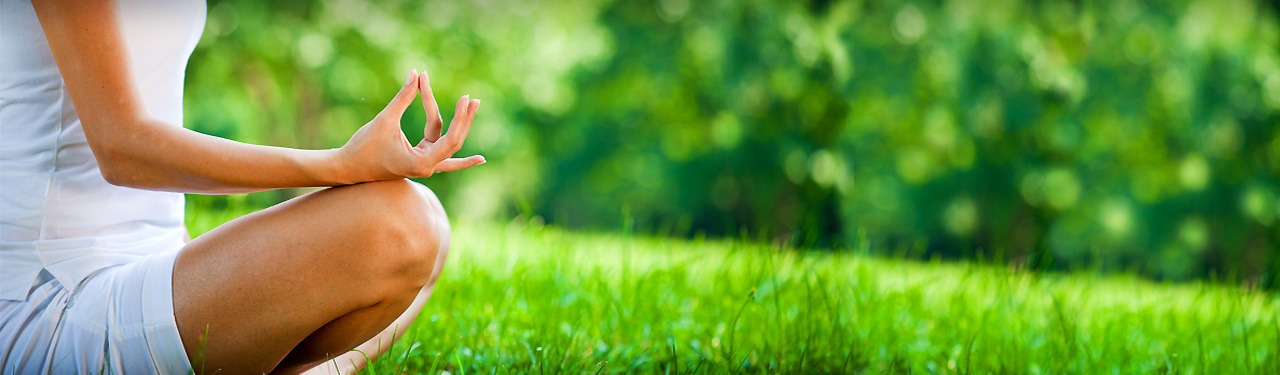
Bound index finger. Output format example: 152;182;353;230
419;71;444;142
379;69;419;119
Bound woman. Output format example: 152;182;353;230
0;0;484;373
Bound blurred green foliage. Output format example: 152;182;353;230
186;0;1280;284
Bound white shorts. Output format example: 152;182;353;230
0;251;191;374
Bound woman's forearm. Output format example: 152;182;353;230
94;117;353;194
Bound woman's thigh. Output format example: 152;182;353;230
172;179;449;374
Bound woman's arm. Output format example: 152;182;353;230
33;0;483;194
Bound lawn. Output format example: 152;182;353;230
188;214;1280;374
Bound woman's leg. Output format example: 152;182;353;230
171;179;451;374
290;214;451;375
295;282;438;375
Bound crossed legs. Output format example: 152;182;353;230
172;179;451;374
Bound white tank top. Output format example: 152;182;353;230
0;0;206;301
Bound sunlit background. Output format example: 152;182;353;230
185;0;1280;286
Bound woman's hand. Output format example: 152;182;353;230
336;69;486;184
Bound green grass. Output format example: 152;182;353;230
189;215;1280;374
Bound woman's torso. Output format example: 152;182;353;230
0;0;207;301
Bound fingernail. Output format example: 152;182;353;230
406;71;415;85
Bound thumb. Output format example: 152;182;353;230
378;69;419;119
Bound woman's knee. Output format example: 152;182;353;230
335;179;450;290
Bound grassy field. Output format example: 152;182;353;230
188;214;1279;374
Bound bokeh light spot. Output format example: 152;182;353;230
784;149;808;185
1043;168;1081;210
1124;23;1161;65
1241;185;1276;226
1100;199;1133;238
296;32;333;68
1205;113;1242;158
923;106;956;151
896;147;932;184
810;150;845;189
893;4;927;45
1177;153;1210;191
711;111;743;149
1020;172;1044;207
1178;216;1209;251
943;197;978;236
657;0;689;23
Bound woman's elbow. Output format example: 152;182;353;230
82;118;165;189
92;144;142;187
96;155;134;187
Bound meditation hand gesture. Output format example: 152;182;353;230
338;69;486;183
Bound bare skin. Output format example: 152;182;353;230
176;179;449;374
33;1;480;373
